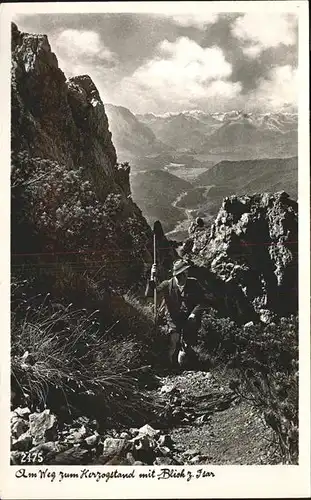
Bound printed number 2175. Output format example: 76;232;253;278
21;451;44;464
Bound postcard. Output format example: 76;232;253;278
1;1;310;498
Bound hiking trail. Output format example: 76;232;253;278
145;367;276;465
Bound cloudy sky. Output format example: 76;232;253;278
13;10;298;114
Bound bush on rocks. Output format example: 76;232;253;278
198;311;298;464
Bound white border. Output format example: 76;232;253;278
3;1;307;14
0;2;310;499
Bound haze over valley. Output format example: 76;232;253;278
105;105;298;240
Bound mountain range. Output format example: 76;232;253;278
106;103;297;161
195;156;298;197
139;110;298;157
104;103;168;161
192;156;298;231
104;102;298;240
136;113;209;151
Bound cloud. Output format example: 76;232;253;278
248;65;297;111
34;16;297;114
241;45;263;59
168;13;220;29
131;37;233;90
232;13;297;57
111;37;241;113
54;29;116;62
51;28;118;85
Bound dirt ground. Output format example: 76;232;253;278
151;368;278;465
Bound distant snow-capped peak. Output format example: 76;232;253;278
136;109;298;124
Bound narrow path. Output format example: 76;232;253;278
165;191;196;240
11;367;277;466
150;368;276;465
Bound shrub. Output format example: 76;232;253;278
199;312;298;463
11;152;152;294
198;308;240;360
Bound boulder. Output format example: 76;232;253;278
120;431;131;440
104;455;134;465
189;455;202;464
10;451;23;464
29;410;57;445
129;428;139;437
84;433;100;448
125;452;136;465
103;437;127;455
137;424;160;439
11;417;29;438
66;425;87;443
259;309;276;324
97;437;131;464
29;441;66;463
12;431;33;451
30;441;60;454
14;407;31;419
243;321;254;329
110;429;120;438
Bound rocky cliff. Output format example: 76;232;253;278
11;23;173;297
183;192;298;322
104;103;168;160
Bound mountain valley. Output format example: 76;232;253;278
105;105;298;240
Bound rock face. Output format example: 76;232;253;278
11;23;173;294
11;23;116;181
187;192;298;319
104;103;167;160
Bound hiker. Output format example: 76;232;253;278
145;259;214;368
189;217;205;235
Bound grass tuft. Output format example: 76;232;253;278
11;289;161;428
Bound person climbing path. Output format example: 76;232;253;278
145;258;215;369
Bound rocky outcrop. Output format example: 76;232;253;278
11;23;174;294
184;192;298;320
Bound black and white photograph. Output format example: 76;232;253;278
1;1;310;498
